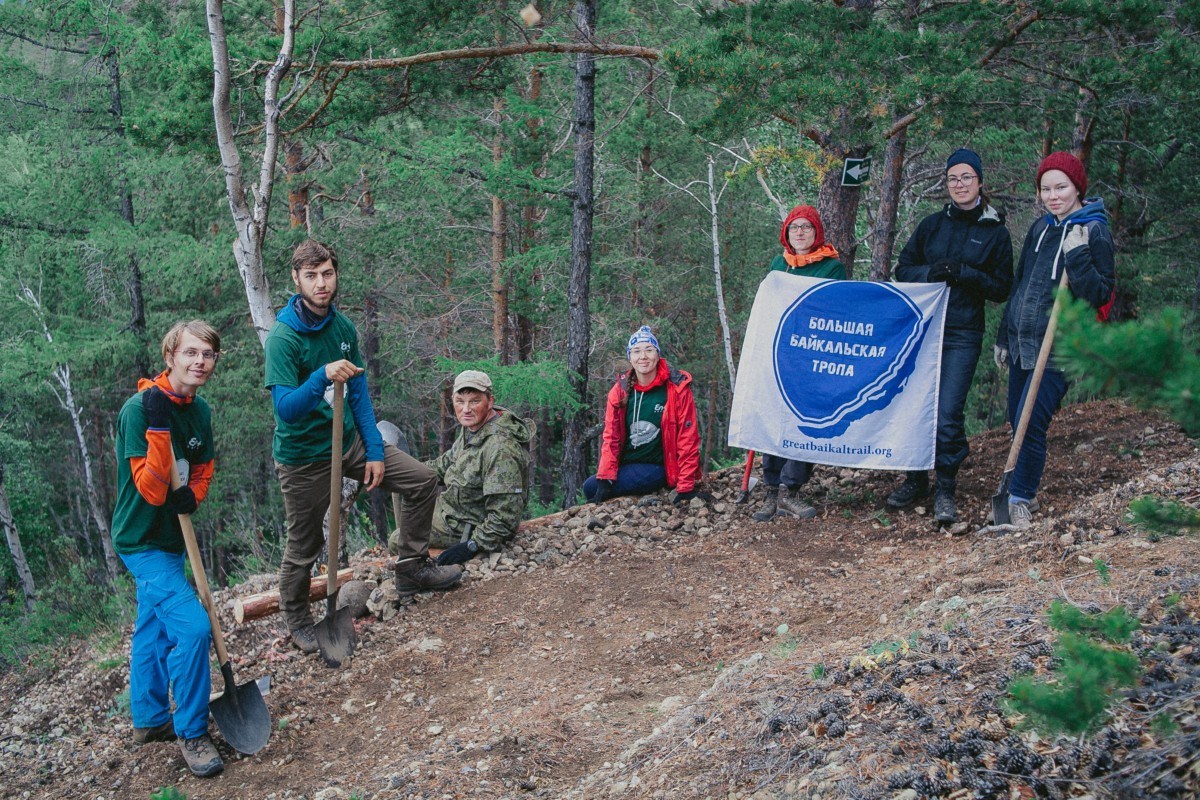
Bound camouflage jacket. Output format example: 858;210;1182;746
429;407;534;552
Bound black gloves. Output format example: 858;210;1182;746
142;386;173;430
165;486;198;515
436;540;480;566
592;479;615;503
927;259;962;286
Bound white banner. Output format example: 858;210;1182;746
728;273;948;470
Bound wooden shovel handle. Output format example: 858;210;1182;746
169;442;231;667
1003;268;1072;474
327;382;344;599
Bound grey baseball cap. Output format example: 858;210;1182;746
453;369;493;394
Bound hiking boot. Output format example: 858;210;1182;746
394;557;463;597
180;734;224;778
132;720;175;745
752;486;780;521
886;473;928;508
290;623;319;654
777;487;817;520
933;488;957;524
986;498;1039;524
1009;500;1034;530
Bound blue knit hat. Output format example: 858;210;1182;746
945;148;983;183
626;325;660;356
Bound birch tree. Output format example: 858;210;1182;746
0;464;36;612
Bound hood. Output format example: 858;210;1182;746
136;371;193;405
779;204;826;254
1043;197;1108;229
945;201;1005;226
475;406;534;445
277;294;336;334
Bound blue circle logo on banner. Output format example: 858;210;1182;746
773;281;929;438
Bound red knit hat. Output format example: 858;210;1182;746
779;205;826;253
1036;151;1088;198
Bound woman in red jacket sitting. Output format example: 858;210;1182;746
583;326;702;504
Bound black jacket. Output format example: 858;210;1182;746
895;201;1014;339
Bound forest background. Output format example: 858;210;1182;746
0;0;1196;669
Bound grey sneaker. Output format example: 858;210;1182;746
752;486;780;521
933;488;957;524
1009;501;1034;530
180;734;224;778
132;720;175;745
290;623;319;654
394;557;463;597
886;473;929;508
776;487;817;520
987;498;1039;524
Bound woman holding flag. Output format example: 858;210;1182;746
751;205;847;522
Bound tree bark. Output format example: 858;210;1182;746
0;465;36;611
817;145;869;276
705;156;737;394
869;126;906;282
285;139;309;228
561;0;598;508
207;0;294;346
491;97;510;363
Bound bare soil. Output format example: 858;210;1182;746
2;399;1198;800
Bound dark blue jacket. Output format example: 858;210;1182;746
895;201;1013;341
997;198;1115;370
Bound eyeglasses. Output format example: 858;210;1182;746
787;223;816;233
176;348;220;362
946;175;977;187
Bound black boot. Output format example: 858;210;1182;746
752;486;780;521
933;487;957;524
886;472;928;508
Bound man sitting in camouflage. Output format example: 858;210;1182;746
425;370;534;565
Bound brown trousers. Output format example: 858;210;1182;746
276;436;436;630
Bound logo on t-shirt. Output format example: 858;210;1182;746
340;341;351;354
629;420;660;448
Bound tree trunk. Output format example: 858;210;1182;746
869;127;906;283
491;97;510;363
561;0;597;508
705;156;737;394
0;465;36;611
816;145;869;276
285;139;309;228
207;0;294;346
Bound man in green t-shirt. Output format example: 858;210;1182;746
264;240;462;654
112;320;225;778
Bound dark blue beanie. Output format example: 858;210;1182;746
945;148;983;183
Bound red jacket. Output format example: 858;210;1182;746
596;359;701;493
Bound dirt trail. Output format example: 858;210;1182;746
1;399;1197;800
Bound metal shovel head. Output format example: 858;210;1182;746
990;470;1014;527
210;661;271;755
734;477;759;504
314;598;356;668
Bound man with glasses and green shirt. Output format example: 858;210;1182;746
112;320;224;778
264;239;462;655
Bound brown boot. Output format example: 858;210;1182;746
180;734;224;778
776;487;817;519
393;557;463;597
132;720;175;745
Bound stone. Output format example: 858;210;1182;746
336;579;376;618
367;580;402;621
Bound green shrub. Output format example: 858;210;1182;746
1128;495;1200;538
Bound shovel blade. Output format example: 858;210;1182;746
210;663;271;755
315;604;356;668
734;477;759;505
990;470;1014;526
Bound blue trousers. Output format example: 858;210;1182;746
121;550;212;740
760;454;812;489
583;462;666;502
1006;363;1069;502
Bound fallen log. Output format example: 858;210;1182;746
233;567;355;624
231;507;584;624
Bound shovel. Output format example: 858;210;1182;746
734;450;758;504
991;269;1070;526
171;446;271;755
314;381;356;667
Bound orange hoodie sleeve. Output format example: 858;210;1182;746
188;460;214;504
129;429;174;506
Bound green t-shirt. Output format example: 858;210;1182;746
111;391;214;555
263;311;361;464
768;254;848;281
623;383;667;465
